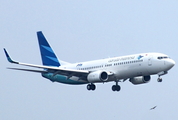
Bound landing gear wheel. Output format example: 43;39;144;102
157;78;162;82
87;84;96;91
90;84;96;90
112;85;116;91
87;84;91;90
116;85;121;91
112;85;121;92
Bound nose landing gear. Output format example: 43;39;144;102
157;71;167;82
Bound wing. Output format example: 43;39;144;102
4;48;89;78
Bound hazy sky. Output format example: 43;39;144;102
1;1;178;120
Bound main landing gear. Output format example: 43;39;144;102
86;81;121;92
87;83;96;91
112;81;121;92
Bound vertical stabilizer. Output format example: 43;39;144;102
37;31;60;67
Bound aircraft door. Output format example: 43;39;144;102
148;56;152;66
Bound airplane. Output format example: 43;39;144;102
4;31;175;92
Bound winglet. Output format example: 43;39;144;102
3;48;19;64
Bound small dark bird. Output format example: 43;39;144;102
150;106;157;110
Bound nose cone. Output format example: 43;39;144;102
166;59;175;70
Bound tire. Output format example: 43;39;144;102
116;85;121;91
112;85;116;91
157;78;162;82
87;84;91;90
91;84;96;90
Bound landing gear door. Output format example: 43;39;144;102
148;56;152;66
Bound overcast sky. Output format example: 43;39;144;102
1;1;178;120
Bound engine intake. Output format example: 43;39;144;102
129;76;151;85
87;70;108;83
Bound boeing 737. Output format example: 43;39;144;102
4;31;175;92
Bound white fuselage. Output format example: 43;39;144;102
54;52;175;84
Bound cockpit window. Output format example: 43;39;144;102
157;56;169;60
158;57;162;59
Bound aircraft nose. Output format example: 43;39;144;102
167;59;175;69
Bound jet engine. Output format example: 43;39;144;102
87;70;108;83
129;76;151;85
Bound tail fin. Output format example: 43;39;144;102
37;31;60;67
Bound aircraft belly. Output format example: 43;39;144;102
114;64;149;79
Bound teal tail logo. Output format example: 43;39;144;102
137;55;144;60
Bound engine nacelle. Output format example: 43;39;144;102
129;76;151;85
87;70;108;83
